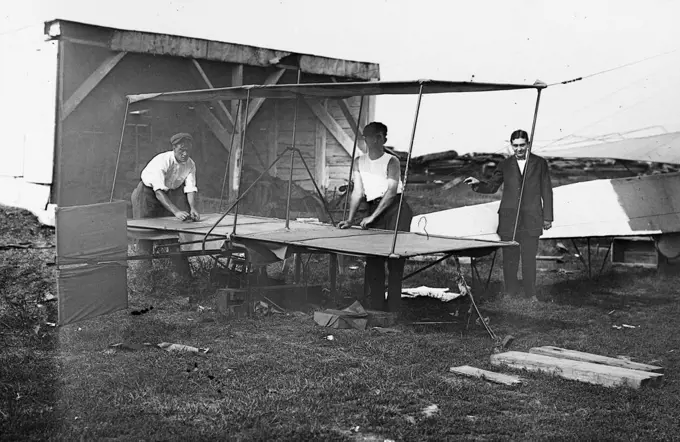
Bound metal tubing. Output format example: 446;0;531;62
232;91;251;236
219;99;242;212
285;69;303;229
110;100;130;202
296;148;337;225
485;250;497;290
597;238;613;278
342;97;365;218
201;147;293;252
570;238;589;272
401;252;455;281
390;85;424;256
511;89;543;241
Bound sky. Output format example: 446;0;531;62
3;0;679;156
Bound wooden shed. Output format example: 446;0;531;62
0;19;380;223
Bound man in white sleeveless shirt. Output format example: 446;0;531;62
338;122;413;312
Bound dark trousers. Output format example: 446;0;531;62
131;181;192;279
364;196;413;312
501;234;540;297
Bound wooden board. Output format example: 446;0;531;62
449;365;523;386
490;351;663;389
530;346;664;373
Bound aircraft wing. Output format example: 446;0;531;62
412;172;680;240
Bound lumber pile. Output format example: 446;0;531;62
490;346;663;389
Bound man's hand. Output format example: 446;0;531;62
359;215;375;229
174;210;191;221
543;220;553;230
463;177;479;186
337;219;354;229
190;209;200;221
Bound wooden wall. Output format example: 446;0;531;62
56;40;371;213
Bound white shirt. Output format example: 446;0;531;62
141;151;198;193
358;153;403;202
517;158;527;174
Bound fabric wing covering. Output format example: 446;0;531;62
411;172;680;240
127;79;545;104
56;201;128;326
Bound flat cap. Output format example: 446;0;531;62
170;132;193;145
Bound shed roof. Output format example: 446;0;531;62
44;19;380;80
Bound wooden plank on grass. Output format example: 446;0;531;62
530;346;664;373
491;351;663;389
450;365;523;386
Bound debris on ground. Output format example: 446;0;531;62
449;365;523;386
422;404;439;418
475;316;491;326
501;335;515;350
254;300;285;317
371;326;401;334
401;286;465;302
130;306;154;316
491;348;663;389
314;301;368;330
403;415;416;425
158;342;210;354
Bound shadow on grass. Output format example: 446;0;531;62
543;267;679;310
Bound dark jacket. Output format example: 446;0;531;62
473;153;553;239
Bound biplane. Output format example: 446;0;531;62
58;78;548;332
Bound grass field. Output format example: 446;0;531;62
2;194;680;441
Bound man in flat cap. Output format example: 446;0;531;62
132;132;200;222
131;132;200;278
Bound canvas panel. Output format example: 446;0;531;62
56;201;128;325
56;201;128;266
57;263;128;326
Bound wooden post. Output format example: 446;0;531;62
315;99;328;191
228;65;244;203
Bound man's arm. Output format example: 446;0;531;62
468;165;505;194
540;158;554;229
360;156;400;228
187;192;199;221
154;190;189;220
338;159;364;229
184;163;200;220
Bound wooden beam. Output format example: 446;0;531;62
231;65;244;116
191;59;235;128
490;351;663;389
330;78;362;138
228;64;245;202
270;100;279;176
247;68;285;125
61;51;126;120
60;35;110;49
529;346;664;373
195;104;232;154
449;365;523;386
304;98;355;156
315;99;327;188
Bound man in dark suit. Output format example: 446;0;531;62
464;129;553;300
